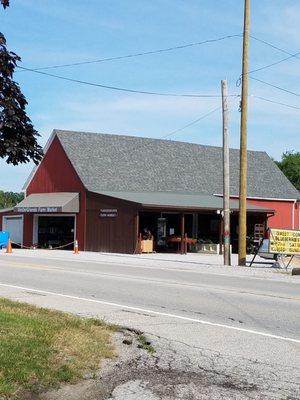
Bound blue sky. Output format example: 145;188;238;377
1;0;300;191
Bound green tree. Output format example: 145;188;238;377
0;1;43;165
0;190;24;208
275;151;300;191
1;1;9;8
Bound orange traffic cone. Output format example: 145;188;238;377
6;239;12;254
73;240;79;254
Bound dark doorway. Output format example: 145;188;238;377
38;216;75;250
139;212;194;252
230;213;267;253
197;213;221;243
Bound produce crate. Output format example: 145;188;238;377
141;239;153;253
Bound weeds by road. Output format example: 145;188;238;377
0;298;115;399
137;334;155;354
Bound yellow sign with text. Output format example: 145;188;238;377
269;228;300;255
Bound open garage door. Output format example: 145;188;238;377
37;215;75;250
3;215;23;246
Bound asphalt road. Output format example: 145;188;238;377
0;251;299;399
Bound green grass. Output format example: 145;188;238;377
0;298;115;399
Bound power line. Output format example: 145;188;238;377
16;65;239;98
20;34;300;77
162;106;221;139
250;95;300;110
236;50;300;86
248;52;300;75
95;105;223;165
236;36;300;86
18;62;300;114
19;60;300;111
250;35;300;60
17;34;241;72
250;76;300;97
18;33;300;103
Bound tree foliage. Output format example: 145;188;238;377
0;1;43;165
0;190;23;208
275;151;300;191
1;1;9;9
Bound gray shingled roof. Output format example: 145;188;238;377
54;129;299;200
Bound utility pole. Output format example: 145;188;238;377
221;80;231;266
238;0;251;266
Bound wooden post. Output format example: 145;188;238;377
221;79;231;266
184;233;187;254
238;0;251;266
180;214;185;254
219;217;224;255
138;233;142;254
135;213;141;254
192;213;198;239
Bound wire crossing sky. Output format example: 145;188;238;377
1;0;300;191
17;65;240;98
18;34;242;72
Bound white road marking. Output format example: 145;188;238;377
0;282;299;344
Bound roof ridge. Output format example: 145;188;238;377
55;129;266;154
96;190;216;195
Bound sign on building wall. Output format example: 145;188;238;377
15;207;61;213
269;228;300;255
99;209;118;218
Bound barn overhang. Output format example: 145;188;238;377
93;191;275;214
14;192;79;213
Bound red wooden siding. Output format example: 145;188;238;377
26;135;86;250
247;199;299;230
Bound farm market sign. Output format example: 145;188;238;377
15;207;61;213
269;228;300;255
99;209;118;218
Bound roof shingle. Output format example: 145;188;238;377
54;129;299;200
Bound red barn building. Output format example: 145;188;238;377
0;130;299;253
